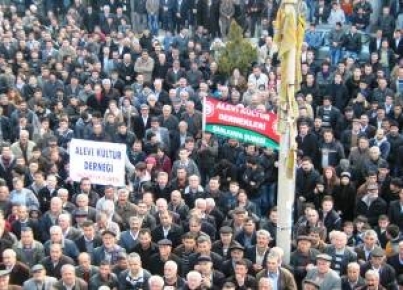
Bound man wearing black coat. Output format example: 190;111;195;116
342;25;362;58
113;122;137;148
0;115;12;142
296;122;319;164
360;248;398;290
40;243;75;279
149;239;182;276
132;229;159;272
74;221;102;253
151;211;183;248
355;183;387;227
196;255;226;290
131;104;152;140
296;157;321;205
221;245;253;277
387;248;403;278
188;235;223;271
388;190;403;232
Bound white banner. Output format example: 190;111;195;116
69;139;126;186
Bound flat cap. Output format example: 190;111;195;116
371;247;385;257
230;244;244;252
297;235;312;243
158;239;173;246
31;264;44;272
316;254;332;262
220;226;233;234
74;209;88;217
197;255;212;263
101;230;117;237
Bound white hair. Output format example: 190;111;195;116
49;225;62;234
164;260;178;271
256;229;272;240
365;269;380;280
187;271;202;282
148;275;164;287
61;264;75;274
205;198;215;207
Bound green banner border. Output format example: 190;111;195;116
205;124;279;149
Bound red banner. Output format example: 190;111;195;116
204;97;280;147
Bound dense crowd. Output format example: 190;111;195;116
0;0;403;289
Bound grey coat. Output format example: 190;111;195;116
305;268;342;290
23;277;58;290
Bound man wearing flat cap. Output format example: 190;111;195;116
22;265;57;290
149;239;181;276
0;269;21;290
92;230;126;266
221;244;253;277
212;226;240;260
188;236;223;272
305;254;341;289
303;279;320;290
290;235;320;286
195;255;225;290
360;248;398;290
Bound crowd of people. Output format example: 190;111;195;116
0;0;403;289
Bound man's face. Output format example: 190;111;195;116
348;266;360;281
164;264;176;279
298;240;311;252
301;161;312;172
371;256;383;268
183;238;196;250
50;247;62;261
160;214;172;227
21;231;33;245
62;268;75;285
79;255;91;268
198;242;210;254
159;245;171;256
221;233;232;244
102;234;115;248
99;265;110;278
366;275;379;290
235;264;248;278
50;231;62;243
364;235;376;247
83;226;94;238
139;233;151;247
317;260;330;274
2;252;14;267
266;258;278;272
33;270;45;282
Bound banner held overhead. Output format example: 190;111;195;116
69;139;126;186
203;96;280;148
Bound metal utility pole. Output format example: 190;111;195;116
274;0;305;264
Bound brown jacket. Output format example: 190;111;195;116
256;267;298;290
